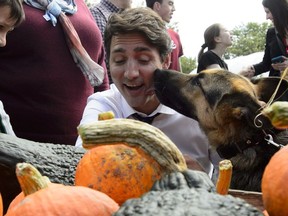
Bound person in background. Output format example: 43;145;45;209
0;0;109;145
146;0;183;72
76;7;221;179
0;0;24;135
197;23;232;73
90;0;132;39
0;0;24;47
240;0;288;78
90;0;132;84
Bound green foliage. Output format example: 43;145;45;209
180;56;197;74
225;22;272;59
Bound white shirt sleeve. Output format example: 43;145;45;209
0;101;15;136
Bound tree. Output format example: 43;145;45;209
180;56;197;74
225;22;272;59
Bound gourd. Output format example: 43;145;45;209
75;118;187;205
6;163;119;216
0;133;86;212
262;145;288;216
114;170;263;216
262;101;288;129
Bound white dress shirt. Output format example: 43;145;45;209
0;101;15;135
76;84;221;177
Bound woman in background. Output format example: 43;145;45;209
0;0;109;145
197;23;232;73
240;0;288;78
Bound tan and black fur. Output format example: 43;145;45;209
154;68;288;192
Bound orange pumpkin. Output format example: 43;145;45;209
262;145;288;216
6;163;119;216
0;193;3;216
75;143;163;205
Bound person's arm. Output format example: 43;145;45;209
253;28;275;76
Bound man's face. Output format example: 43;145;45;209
0;5;17;47
156;0;175;23
109;33;170;114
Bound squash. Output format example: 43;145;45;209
114;170;262;215
262;145;288;216
6;163;119;216
0;133;86;212
75;119;187;205
262;101;288;129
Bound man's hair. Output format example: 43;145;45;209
145;0;162;9
104;7;172;62
0;0;25;26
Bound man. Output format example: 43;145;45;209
90;0;132;83
146;0;183;72
76;7;221;179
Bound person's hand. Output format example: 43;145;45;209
238;65;255;79
272;56;288;72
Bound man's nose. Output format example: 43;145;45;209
124;61;139;79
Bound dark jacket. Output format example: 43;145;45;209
254;27;287;77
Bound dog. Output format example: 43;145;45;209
154;68;288;192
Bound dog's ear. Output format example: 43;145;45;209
222;93;273;129
232;105;273;129
251;77;288;102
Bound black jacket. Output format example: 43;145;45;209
254;27;287;77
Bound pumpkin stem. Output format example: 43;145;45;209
216;159;233;195
98;111;115;121
16;163;50;196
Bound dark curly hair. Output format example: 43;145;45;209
104;7;172;63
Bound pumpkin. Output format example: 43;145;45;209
262;145;288;216
75;144;163;205
76;119;187;205
6;163;119;216
0;193;3;216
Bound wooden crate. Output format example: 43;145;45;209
229;189;264;212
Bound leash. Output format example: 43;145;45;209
263;132;285;149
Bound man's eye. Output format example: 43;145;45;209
139;59;149;64
113;56;126;64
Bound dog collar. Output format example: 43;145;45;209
216;133;266;159
216;131;283;159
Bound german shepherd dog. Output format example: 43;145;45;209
154;68;288;192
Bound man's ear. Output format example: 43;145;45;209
153;1;161;11
162;54;171;69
